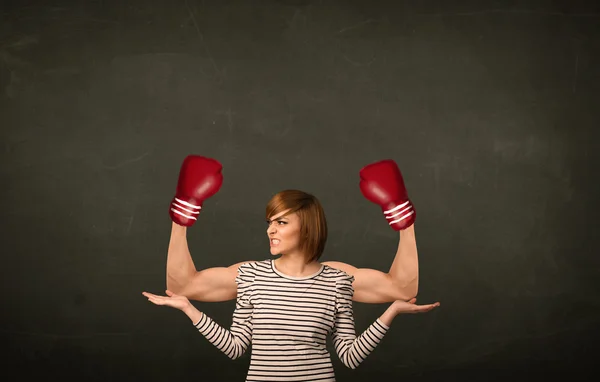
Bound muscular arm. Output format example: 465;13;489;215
166;222;419;304
323;224;419;303
166;222;248;302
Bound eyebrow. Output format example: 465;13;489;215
268;217;288;222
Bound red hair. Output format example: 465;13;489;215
265;190;328;263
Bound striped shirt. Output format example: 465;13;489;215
194;259;390;381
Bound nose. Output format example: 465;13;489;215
267;222;277;235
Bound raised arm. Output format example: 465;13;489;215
167;222;252;302
324;159;419;303
165;155;255;303
323;224;418;303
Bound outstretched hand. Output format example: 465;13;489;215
393;297;440;314
142;290;192;312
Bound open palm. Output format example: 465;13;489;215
393;298;440;314
143;290;191;311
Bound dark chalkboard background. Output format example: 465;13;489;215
1;0;598;380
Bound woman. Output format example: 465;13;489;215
144;190;439;381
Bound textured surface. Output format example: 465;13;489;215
1;0;598;380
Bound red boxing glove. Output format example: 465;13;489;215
359;159;415;231
169;155;223;227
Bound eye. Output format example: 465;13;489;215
266;219;287;226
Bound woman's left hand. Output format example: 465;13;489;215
392;298;440;314
142;290;192;312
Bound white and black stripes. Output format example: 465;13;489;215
194;259;390;381
331;277;389;369
194;302;252;360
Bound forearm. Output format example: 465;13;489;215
184;303;251;360
183;302;204;324
335;305;400;368
388;225;419;298
333;319;389;369
166;222;197;293
378;303;399;327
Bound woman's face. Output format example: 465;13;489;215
266;209;302;256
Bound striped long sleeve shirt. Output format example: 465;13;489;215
194;259;390;381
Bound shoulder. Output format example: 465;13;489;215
237;259;272;277
236;261;259;284
322;264;354;280
322;264;355;286
322;266;354;302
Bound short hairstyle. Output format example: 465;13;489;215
265;190;328;263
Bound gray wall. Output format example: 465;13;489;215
1;0;598;380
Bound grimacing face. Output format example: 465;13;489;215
266;209;302;256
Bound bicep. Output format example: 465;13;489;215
323;262;391;303
350;268;400;303
324;262;411;303
181;262;253;302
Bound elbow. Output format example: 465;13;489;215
226;342;249;361
412;276;419;297
166;275;180;293
340;356;360;370
407;280;419;300
228;348;246;361
393;278;419;301
166;274;188;296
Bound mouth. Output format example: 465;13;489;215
270;238;280;247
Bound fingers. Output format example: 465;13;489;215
142;291;171;299
412;307;431;313
142;292;170;305
142;292;164;299
144;295;165;305
414;302;440;313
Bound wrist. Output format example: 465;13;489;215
391;305;401;319
183;303;203;323
171;222;187;236
379;304;398;327
182;302;193;315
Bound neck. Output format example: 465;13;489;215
275;253;319;277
